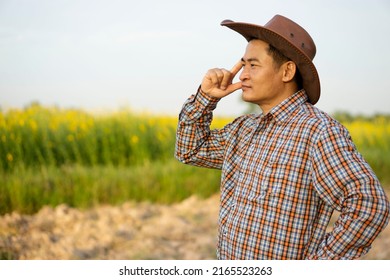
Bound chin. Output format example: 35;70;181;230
241;91;255;103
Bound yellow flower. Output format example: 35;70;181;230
131;135;139;144
6;153;13;162
67;134;74;142
157;132;165;142
139;124;146;133
29;120;38;132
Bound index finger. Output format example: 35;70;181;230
230;60;243;76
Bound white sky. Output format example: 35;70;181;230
1;0;389;117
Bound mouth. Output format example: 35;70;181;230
242;84;251;91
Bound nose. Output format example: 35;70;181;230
239;65;249;81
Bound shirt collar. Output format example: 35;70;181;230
266;89;308;124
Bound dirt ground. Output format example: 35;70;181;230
0;192;389;260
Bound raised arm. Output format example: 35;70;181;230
175;62;242;169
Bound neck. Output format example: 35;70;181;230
259;84;299;115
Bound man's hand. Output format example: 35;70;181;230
200;61;242;98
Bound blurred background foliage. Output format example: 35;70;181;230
0;104;389;215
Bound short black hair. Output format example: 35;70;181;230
267;44;289;68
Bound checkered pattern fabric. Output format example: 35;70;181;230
175;89;389;259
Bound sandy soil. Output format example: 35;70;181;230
0;193;389;260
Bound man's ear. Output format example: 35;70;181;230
282;61;297;83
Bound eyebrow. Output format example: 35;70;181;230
241;57;260;63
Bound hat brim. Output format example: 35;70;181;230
221;20;320;105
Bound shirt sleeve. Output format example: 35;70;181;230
175;87;228;169
309;123;390;259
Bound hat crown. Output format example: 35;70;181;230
265;15;316;60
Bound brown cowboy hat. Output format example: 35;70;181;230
221;15;320;105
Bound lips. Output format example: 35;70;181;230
242;84;251;91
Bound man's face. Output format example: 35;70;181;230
239;39;286;112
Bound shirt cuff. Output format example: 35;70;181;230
193;86;221;110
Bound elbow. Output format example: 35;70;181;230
174;146;194;165
371;195;390;233
174;151;188;164
174;138;199;165
381;196;390;228
175;151;198;166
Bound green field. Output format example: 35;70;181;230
1;105;389;215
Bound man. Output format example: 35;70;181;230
175;15;389;259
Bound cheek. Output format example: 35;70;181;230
253;68;277;85
250;70;267;87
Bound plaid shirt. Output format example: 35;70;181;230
175;89;389;260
